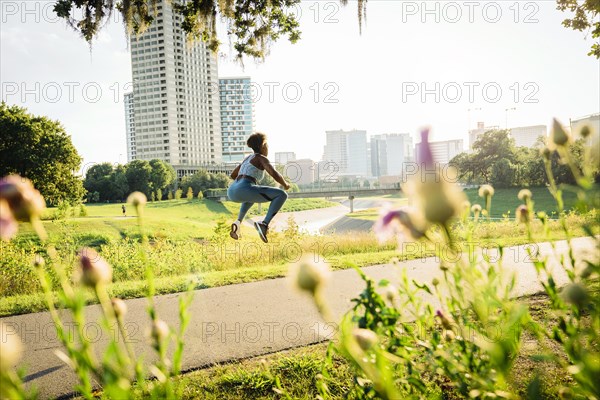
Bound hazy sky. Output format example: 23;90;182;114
1;1;599;167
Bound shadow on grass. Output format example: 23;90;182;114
204;199;234;214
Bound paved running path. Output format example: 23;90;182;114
1;237;597;399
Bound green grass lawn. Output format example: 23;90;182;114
2;190;598;317
348;186;594;221
463;186;588;218
27;198;338;241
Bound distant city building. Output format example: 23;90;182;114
275;152;296;165
416;139;464;164
370;133;414;177
285;158;315;186
127;0;221;177
219;77;255;162
571;113;600;138
124;92;136;162
315;160;338;182
469;121;500;151
510;125;547;148
323;129;368;177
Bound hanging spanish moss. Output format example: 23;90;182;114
52;0;368;60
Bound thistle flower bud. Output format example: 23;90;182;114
517;189;532;201
0;199;18;241
515;205;530;224
478;184;494;198
111;298;127;318
432;278;440;286
288;254;331;295
551;118;570;147
435;310;454;330
0;323;22;372
78;247;113;287
151;319;170;345
423;185;465;225
353;328;378;351
127;191;147;210
0;175;46;222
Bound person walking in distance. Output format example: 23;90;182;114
227;132;290;243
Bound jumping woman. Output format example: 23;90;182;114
227;132;290;243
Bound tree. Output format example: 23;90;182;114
557;0;600;58
149;159;176;193
0;102;85;205
125;160;152;196
52;0;369;60
211;173;231;189
110;165;130;201
180;170;210;195
470;130;516;184
84;163;113;202
490;158;517;188
450;152;478;184
186;187;194;200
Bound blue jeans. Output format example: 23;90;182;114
227;178;288;225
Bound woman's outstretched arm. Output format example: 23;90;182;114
257;156;290;189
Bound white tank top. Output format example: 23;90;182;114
239;154;265;181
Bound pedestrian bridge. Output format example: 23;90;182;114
206;186;401;212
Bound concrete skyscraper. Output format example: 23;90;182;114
219;77;255;163
416;139;464;164
370;133;413;177
124;92;136;162
323;129;368;177
126;0;221;176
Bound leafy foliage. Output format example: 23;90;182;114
306;119;600;400
85;160;175;202
0;102;85;205
450;129;595;187
556;0;600;58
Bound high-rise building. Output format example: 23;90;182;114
127;0;221;177
469;121;500;151
124;92;136;162
219;77;255;162
370;133;414;177
275;152;296;165
416;139;464;164
323;129;368;177
510;125;547;148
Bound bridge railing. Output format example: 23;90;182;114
204;185;400;199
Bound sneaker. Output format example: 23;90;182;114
254;221;269;243
230;221;241;240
